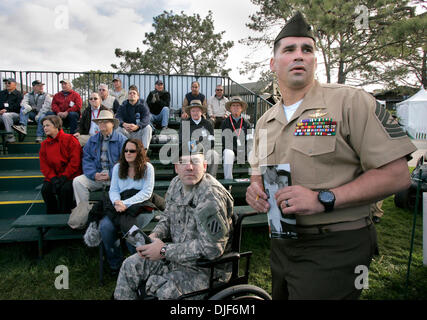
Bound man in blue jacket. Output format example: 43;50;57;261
73;110;127;205
116;85;152;150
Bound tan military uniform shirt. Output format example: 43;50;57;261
250;80;417;226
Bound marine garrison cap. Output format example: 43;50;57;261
274;11;315;45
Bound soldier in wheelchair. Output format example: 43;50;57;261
114;141;270;300
114;142;225;299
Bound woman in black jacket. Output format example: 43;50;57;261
73;92;108;146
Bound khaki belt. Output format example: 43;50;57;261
294;217;372;235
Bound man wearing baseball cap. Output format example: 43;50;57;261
146;79;170;130
13;80;52;142
0;78;23;142
51;79;82;134
110;77;128;106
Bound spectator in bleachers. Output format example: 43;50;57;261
73;92;108;147
110;78;128;106
0;78;23;143
39;115;82;214
221;96;252;180
73;109;127;205
181;81;207;120
179;100;220;177
100;138;155;274
12;80;51;143
51;79;82;134
98;83;120;112
116;85;152;150
207;84;229;129
147;79;170;130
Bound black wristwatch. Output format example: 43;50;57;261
317;190;336;212
160;245;167;258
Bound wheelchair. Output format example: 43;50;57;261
137;211;272;300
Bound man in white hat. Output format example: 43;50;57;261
221;96;252;180
179;100;220;177
73;109;127;205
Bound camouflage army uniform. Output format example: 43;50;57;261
114;173;235;300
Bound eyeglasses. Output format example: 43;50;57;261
124;149;137;153
98;89;107;91
89;98;98;100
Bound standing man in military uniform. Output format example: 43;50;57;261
246;12;417;299
114;143;235;300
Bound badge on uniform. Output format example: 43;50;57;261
294;111;336;136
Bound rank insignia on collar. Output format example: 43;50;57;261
308;109;327;118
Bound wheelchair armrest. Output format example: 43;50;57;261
196;252;240;268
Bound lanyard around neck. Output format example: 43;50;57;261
229;115;243;137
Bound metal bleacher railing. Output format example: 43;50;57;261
0;70;273;125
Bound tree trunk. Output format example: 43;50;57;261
422;49;426;88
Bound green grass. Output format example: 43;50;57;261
0;195;426;300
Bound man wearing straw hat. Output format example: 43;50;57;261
179;99;220;177
73;109;127;205
221;96;252;180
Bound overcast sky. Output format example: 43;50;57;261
0;0;267;83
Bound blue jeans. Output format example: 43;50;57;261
99;216;136;270
150;107;169;128
19;108;44;137
61;111;79;134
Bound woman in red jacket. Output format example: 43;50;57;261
39;115;82;214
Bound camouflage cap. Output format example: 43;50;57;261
274;11;315;45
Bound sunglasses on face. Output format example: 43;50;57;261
89;97;98;100
124;149;137;153
216;89;223;91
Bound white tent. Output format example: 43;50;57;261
396;88;427;139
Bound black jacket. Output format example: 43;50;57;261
77;105;108;135
0;89;23;113
179;117;215;150
88;189;165;234
221;116;251;157
146;90;170;115
116;99;150;129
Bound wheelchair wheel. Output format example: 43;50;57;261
208;284;272;300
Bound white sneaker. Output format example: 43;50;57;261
6;135;16;143
35;136;43;143
12;125;27;135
